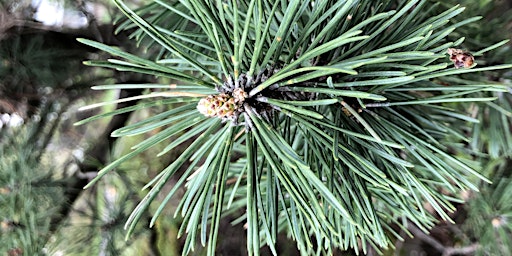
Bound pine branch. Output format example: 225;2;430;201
77;0;512;254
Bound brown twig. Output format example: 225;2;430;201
408;224;480;256
442;244;480;256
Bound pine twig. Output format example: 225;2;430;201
442;244;480;256
408;224;480;256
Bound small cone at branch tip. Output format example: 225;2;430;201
197;92;242;118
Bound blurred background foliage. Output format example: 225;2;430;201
0;0;511;255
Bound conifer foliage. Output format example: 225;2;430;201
79;0;512;254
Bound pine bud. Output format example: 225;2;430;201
197;93;237;118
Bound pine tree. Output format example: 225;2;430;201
0;106;65;255
76;0;510;254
